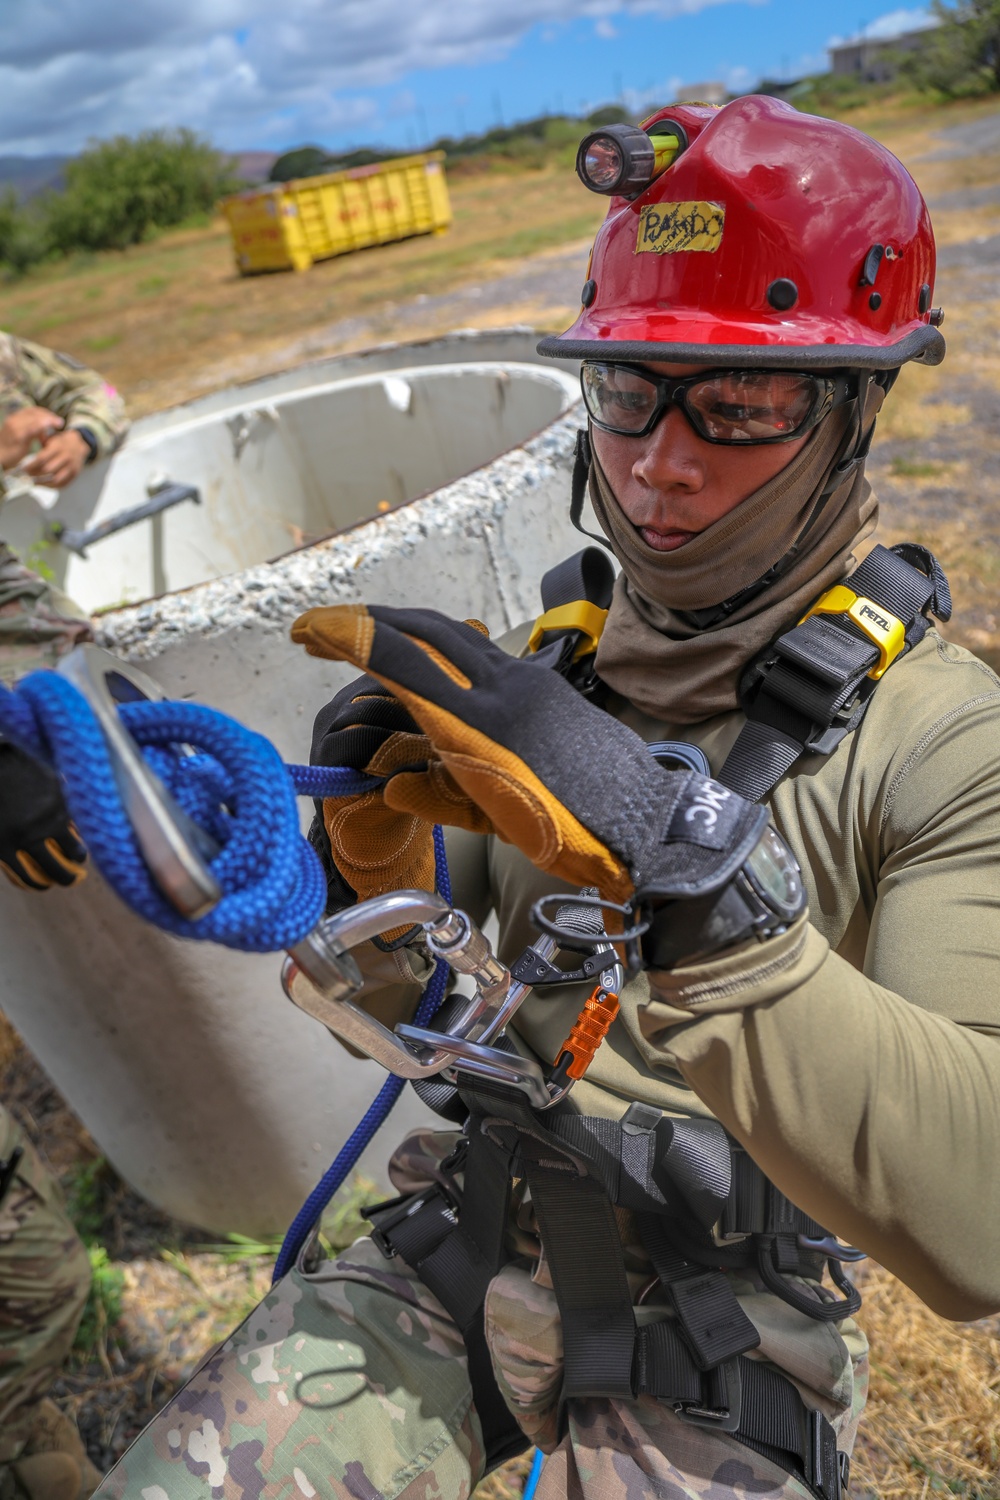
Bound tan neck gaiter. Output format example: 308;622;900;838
592;398;882;724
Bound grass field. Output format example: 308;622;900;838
2;92;1000;1499
0;156;606;416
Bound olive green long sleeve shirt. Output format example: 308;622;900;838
351;629;1000;1322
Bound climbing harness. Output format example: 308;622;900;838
0;520;950;1498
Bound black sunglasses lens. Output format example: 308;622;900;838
582;363;661;433
582;364;824;442
683;372;821;442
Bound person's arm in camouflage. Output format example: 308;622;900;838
2;334;128;488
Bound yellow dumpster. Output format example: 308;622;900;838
220;151;451;275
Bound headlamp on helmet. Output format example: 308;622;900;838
576;122;686;199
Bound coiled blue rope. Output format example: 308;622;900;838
272;822;453;1281
0;669;379;949
0;667;453;1275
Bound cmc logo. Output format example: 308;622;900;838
684;780;732;831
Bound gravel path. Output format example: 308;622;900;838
919;109;1000;158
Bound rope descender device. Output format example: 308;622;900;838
284;888;626;1110
56;644;358;995
51;646;626;1112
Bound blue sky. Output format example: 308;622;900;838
1;1;936;158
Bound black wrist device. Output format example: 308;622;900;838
640;823;806;970
71;426;99;462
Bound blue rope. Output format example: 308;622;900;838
0;668;457;1284
0;670;379;951
272;823;453;1282
523;1450;545;1500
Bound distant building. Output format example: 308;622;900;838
829;16;939;83
673;81;727;107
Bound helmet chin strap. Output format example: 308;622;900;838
571;372;892;632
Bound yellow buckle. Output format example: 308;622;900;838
799;585;905;680
527;600;609;662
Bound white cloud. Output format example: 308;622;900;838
828;6;938;48
595;17;619;38
0;0;772;155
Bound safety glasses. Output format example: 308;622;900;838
580;362;855;445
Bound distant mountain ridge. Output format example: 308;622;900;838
0;149;277;202
0;154;70;200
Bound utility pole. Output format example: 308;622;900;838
493;91;504;127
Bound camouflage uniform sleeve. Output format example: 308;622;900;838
2;334;129;459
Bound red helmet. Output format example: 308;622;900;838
539;94;944;370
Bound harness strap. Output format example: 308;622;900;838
527;538;616;700
369;1100;846;1500
521;1145;638;1399
366;1132;528;1471
719;542;947;802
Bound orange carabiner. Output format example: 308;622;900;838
552;983;621;1083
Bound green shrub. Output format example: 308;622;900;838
44;129;238;254
0;189;49;275
73;1245;125;1357
587;105;633;126
904;0;1000;96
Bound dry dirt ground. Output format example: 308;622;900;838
2;101;1000;1498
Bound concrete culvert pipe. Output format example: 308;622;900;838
0;330;596;1236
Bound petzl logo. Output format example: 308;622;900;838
858;602;891;633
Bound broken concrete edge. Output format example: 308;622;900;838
96;403;583;661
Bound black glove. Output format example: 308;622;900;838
293;605;776;964
308;672;488;916
0;742;87;891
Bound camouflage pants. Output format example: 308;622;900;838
0;542;92;686
94;1132;867;1500
0;1105;92;1464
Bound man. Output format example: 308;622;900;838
92;97;1000;1500
0;333;126;1500
0;331;128;683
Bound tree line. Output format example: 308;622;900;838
903;0;1000;96
0;130;238;275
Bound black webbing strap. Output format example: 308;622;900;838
365;1129;528;1470
529;540;617;679
522;1148;638;1399
735;1358;844;1500
637;1210;761;1370
540;546;616;613
720;542;946;802
722;1143;825;1239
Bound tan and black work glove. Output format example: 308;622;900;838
293;605;768;959
0;742;87;892
308;670;488;913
